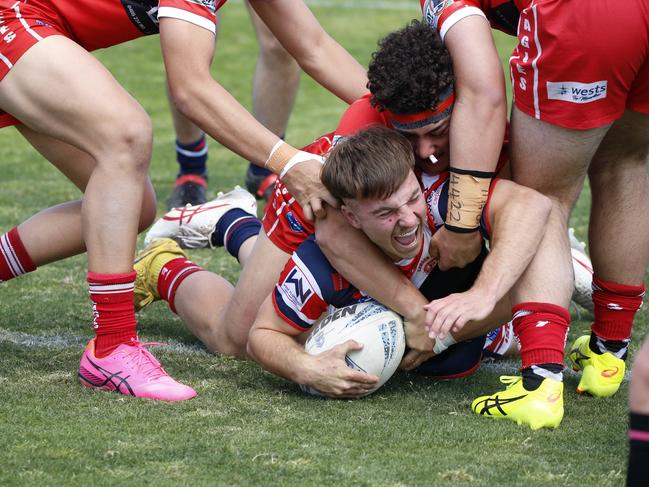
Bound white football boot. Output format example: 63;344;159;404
144;186;257;249
569;227;594;313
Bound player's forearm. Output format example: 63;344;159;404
475;186;552;302
295;34;368;104
316;214;428;320
248;327;313;385
250;0;367;104
169;75;280;166
445;16;506;174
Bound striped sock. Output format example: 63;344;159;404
210;209;261;260
591;276;644;356
88;272;138;357
177;134;208;177
513;302;570;367
157;258;205;313
0;227;36;282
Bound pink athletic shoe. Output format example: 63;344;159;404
78;338;197;401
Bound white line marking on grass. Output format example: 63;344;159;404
0;328;211;356
0;328;632;380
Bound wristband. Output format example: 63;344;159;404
265;140;298;175
265;141;324;178
445;167;493;233
432;333;457;355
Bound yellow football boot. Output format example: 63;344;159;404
471;376;564;430
133;238;187;311
569;334;625;397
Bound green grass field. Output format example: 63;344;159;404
0;1;644;485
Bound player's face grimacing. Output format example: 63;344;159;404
398;115;450;175
341;171;426;261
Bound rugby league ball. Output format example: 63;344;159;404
571;247;594;313
302;300;406;397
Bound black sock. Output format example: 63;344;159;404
522;363;564;391
590;332;629;360
628;412;649;486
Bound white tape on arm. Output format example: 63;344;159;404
279;151;324;179
432;333;457;355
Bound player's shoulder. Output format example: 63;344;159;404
279;236;336;298
421;0;487;40
334;93;389;140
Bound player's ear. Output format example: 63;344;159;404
340;204;361;229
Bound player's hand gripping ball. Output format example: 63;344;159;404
302;300;405;397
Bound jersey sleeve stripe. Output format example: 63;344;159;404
157;7;216;35
439;6;486;41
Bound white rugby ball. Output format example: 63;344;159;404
571;247;594;313
301;300;405;397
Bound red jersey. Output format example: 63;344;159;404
8;0;221;51
420;0;527;40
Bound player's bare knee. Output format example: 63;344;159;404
100;112;153;175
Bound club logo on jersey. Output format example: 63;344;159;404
423;0;455;31
286;211;305;233
185;0;217;13
546;81;608;104
284;268;313;305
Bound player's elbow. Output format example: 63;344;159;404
167;76;209;121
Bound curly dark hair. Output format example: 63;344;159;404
367;20;454;114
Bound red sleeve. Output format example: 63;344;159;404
158;0;225;34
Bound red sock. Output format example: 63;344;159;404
591;276;645;341
0;227;36;281
157;258;204;313
512;302;570;369
88;271;138;358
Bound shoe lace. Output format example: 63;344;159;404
167;203;217;249
499;376;522;388
123;339;169;380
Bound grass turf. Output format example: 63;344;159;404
0;2;643;485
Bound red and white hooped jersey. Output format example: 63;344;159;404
271;172;496;331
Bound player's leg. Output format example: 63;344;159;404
0;37;151;272
135;231;290;357
7;126;156;266
471;107;609;429
164;18;217;209
209;231;290;356
165;85;210;209
628;335;649;486
0;36;194;400
243;0;300;198
568;110;649;398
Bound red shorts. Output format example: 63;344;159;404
262;133;334;254
510;0;649;130
0;1;69;127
